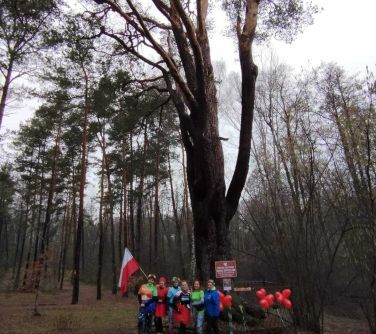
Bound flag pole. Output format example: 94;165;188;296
139;266;148;279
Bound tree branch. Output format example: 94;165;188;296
226;0;259;222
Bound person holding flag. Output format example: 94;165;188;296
138;273;158;334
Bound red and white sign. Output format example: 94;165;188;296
215;260;237;278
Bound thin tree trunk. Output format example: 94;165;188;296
15;183;31;289
57;195;69;286
72;76;89;304
12;204;24;278
123;168;128;248
97;126;118;295
118;182;123;264
136;125;148;260
129;133;135;252
33;140;47;263
148;193;153;270
60;189;73;290
168;147;185;277
153;110;162;266
97;154;105;300
40;125;61;255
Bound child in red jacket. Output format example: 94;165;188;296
173;280;192;334
154;277;169;334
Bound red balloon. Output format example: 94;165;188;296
275;291;282;299
259;299;269;309
219;291;225;301
276;295;284;304
265;294;274;306
219;302;224;312
223;295;233;308
256;290;266;299
282;298;292;309
282;289;291;298
260;288;266;295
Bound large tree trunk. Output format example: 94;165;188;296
181;141;195;279
94;0;259;281
0;56;14;129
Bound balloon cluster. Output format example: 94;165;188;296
256;288;292;310
218;291;233;311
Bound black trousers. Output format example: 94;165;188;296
155;316;163;332
178;323;187;334
206;316;219;334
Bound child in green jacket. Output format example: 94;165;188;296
191;280;205;334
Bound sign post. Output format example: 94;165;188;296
215;260;237;334
223;278;232;291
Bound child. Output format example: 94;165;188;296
204;279;220;334
173;280;192;334
155;277;169;334
191;280;205;334
167;277;181;334
138;274;157;334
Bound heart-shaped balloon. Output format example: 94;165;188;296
256;289;266;299
265;294;274;306
259;298;270;309
282;298;292;309
282;289;291;298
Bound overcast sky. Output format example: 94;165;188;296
1;0;375;134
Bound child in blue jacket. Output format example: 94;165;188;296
204;279;220;334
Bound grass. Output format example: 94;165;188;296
0;284;138;334
0;278;371;333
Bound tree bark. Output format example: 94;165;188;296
153;110;163;266
97;153;105;300
129;133;135;252
136;125;148;260
0;56;14;129
168;147;185;277
71;88;89;304
40;124;61;255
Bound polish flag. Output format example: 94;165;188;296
118;248;140;294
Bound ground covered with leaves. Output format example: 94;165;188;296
0;283;371;333
0;283;138;333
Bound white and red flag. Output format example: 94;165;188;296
118;248;140;294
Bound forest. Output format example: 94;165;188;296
0;0;375;333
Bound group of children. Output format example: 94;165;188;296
137;274;221;334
